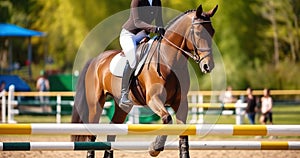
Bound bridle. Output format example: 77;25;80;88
161;17;212;64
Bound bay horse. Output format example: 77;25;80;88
71;4;218;158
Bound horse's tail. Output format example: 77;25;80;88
71;59;93;142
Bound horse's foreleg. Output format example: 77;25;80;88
175;100;190;158
103;135;115;158
86;106;101;158
104;101;131;158
149;115;172;157
146;85;171;157
86;106;102;158
85;95;105;158
179;135;189;158
87;135;97;158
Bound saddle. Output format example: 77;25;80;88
109;37;155;77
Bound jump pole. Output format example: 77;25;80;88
0;141;300;151
0;124;300;136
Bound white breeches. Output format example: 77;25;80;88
119;29;147;68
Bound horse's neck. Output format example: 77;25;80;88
159;17;191;69
158;40;185;69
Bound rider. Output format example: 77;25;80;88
119;0;166;110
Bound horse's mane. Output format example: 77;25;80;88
165;9;196;30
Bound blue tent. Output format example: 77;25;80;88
0;75;31;91
0;23;44;37
0;23;45;79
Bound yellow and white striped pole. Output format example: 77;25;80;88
0;124;299;136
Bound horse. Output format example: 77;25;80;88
71;4;218;158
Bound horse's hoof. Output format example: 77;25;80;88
180;154;190;158
148;142;163;157
149;149;160;157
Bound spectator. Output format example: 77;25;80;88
245;87;257;124
260;88;273;125
36;70;51;112
220;86;236;103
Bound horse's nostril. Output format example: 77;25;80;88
203;64;210;72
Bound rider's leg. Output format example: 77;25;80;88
119;29;148;111
119;29;138;111
119;61;135;110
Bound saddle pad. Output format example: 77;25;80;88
109;53;127;77
109;39;155;78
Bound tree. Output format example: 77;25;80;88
0;0;12;22
2;0;299;90
32;0;88;71
256;0;300;64
0;0;37;75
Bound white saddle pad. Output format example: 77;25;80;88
109;53;127;77
109;39;154;77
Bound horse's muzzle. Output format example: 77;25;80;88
200;61;214;73
203;63;210;73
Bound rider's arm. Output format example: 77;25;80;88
131;0;156;33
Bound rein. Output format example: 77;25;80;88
161;17;212;64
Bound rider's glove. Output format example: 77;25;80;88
155;27;165;38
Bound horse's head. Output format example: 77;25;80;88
187;5;218;73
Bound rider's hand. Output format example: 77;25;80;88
156;27;165;37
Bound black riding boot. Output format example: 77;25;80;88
119;61;134;111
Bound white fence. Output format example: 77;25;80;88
1;86;247;124
1;85;74;123
0;85;114;124
1;85;18;123
2;87;299;124
188;93;247;124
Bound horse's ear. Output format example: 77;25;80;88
196;5;203;18
207;5;218;17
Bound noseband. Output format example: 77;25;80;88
162;17;212;64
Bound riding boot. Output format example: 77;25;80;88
119;61;134;111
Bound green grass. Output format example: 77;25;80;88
14;115;73;123
13;115;111;123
